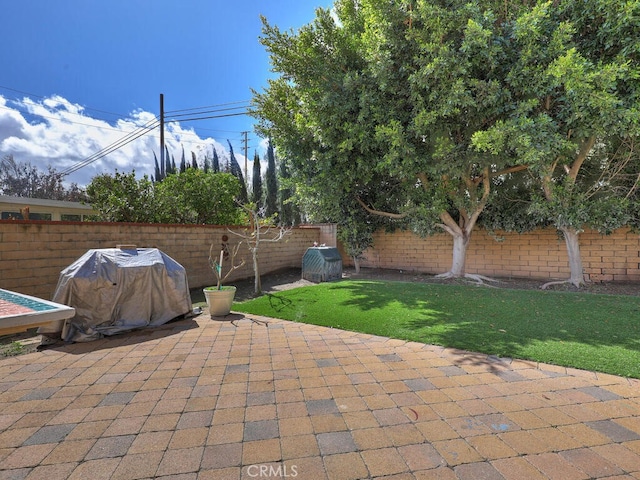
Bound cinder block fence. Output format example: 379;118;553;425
2;220;639;300
347;227;640;283
0;221;326;299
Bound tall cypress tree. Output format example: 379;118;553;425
191;151;198;169
251;150;263;211
212;147;220;173
153;151;163;182
227;140;248;204
265;139;278;218
179;145;187;173
164;146;172;176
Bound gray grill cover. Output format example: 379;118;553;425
52;248;192;342
302;247;342;283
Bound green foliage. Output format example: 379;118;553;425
253;1;530;247
278;156;302;226
212;148;220;173
337;222;373;261
251;151;263;210
86;169;244;225
1;341;25;357
473;0;640;235
264;139;278;218
253;0;640;280
86;170;157;222
527;190;631;235
155;169;244;225
479;173;543;233
153;151;163;182
164;146;175;176
179;146;187;173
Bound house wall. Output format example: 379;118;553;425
344;227;640;283
0;221;321;299
0;195;95;221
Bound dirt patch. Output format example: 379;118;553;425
0;330;43;357
3;267;638;357
232;268;315;302
233;267;640;298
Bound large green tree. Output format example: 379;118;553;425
155;169;244;225
474;0;640;287
278;156;302;226
253;0;528;279
86;170;157;223
86;169;245;225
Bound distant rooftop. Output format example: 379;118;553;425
0;195;95;221
0;195;93;209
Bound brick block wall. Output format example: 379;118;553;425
3;221;639;301
0;221;320;299
346;227;640;283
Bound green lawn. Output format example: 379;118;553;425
233;280;640;378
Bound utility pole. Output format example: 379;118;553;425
160;93;165;178
242;131;249;182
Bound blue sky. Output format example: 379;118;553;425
0;0;332;187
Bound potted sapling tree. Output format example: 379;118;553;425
203;241;245;317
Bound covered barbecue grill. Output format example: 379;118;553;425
51;247;192;342
302;246;342;283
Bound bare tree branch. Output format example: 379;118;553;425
209;242;246;290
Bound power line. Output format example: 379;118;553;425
165;112;248;123
33;90;252;176
0;85;261;178
59;107;252;177
60;117;160;176
164;99;251;115
165;105;249;121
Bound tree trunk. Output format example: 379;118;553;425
561;227;585;287
252;250;262;294
449;232;470;277
436;230;471;278
353;256;361;274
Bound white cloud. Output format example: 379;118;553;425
0;94;253;188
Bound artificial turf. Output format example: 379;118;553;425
233;280;640;378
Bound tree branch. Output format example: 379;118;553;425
568;136;597;183
209;242;246;290
356;196;411;219
438;211;463;237
491;164;529;178
416;172;429;189
467;167;491;233
542;158;560;201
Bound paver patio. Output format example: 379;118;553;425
1;312;639;479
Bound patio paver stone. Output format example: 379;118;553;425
1;313;639;479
